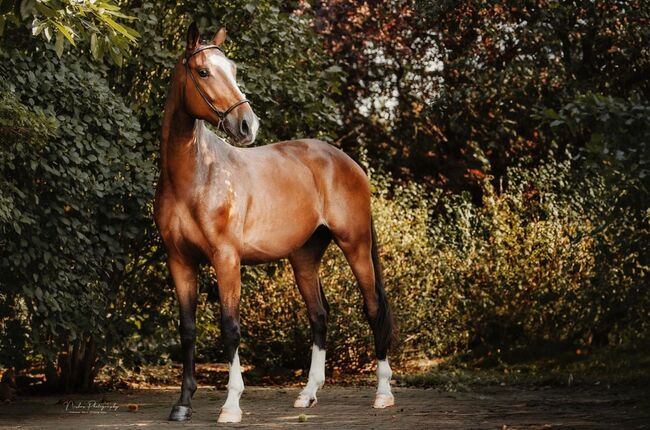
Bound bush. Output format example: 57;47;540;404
185;158;648;372
0;42;157;391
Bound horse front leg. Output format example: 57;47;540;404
168;258;199;421
213;248;244;423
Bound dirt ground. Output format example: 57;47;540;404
0;384;649;429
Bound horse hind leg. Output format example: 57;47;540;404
293;277;328;408
334;220;396;408
290;226;331;408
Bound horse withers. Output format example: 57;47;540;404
154;23;396;424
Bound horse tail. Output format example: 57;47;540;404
370;217;397;359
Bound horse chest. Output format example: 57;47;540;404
157;192;238;261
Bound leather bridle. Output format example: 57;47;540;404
182;45;250;135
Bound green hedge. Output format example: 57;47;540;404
165;158;649;371
0;45;156;390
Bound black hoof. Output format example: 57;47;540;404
169;404;192;421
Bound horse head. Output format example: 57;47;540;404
180;23;259;146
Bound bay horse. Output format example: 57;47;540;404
154;23;396;424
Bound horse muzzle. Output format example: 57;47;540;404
227;110;259;146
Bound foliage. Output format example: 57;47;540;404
0;91;56;371
177;160;647;372
0;0;648;391
0;40;156;390
432;164;642;354
0;0;348;389
312;1;436;179
0;0;139;61
538;94;650;346
111;0;343;153
0;91;56;229
314;0;650;191
542;92;649;201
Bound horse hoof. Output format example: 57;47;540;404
169;405;192;421
373;394;395;409
218;407;242;423
293;394;317;408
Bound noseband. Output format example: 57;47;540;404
182;45;250;134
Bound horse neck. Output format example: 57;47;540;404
159;69;227;188
161;99;194;161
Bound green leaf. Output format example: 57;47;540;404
90;33;100;60
53;22;76;46
245;2;257;13
100;15;138;42
19;0;35;19
32;21;46;36
54;31;64;57
108;45;123;66
34;2;55;19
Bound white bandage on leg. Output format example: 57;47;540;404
373;359;394;408
294;344;326;408
218;349;244;423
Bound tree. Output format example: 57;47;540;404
313;0;650;192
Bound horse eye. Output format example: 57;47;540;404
198;69;210;78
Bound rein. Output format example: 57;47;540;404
182;45;250;134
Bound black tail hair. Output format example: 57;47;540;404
370;217;397;360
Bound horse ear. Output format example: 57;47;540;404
212;28;227;46
187;22;200;50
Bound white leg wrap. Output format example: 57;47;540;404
373;359;394;408
218;349;244;423
294;344;326;408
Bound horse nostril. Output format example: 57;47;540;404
240;119;250;137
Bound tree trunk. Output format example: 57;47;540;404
43;335;99;392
